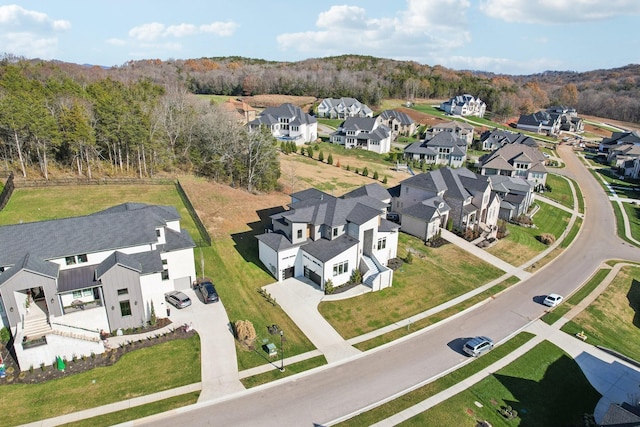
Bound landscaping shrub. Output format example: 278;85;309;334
537;233;556;245
405;251;414;264
324;279;334;295
327;153;333;165
234;320;257;347
514;214;533;226
0;327;10;344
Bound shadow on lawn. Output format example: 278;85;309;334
627;279;640;329
231;206;286;271
493;354;600;426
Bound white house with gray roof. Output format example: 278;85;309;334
256;183;399;292
404;131;467;167
431;121;475;146
331;117;392;154
0;203;196;370
440;94;486;118
248;103;317;145
479;144;548;189
317;97;373;119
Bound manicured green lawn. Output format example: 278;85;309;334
612;202;638;246
317;118;342;129
405;341;600;427
488;201;572;265
594;168;640;199
0;335;201;426
623;202;640;242
339;332;535;427
544;174;574;210
562;265;640;361
62;392;200;427
319;233;503;339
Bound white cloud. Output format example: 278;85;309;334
129;22;166;42
479;0;640;24
0;5;70;59
166;23;197;38
277;0;472;59
200;21;238;36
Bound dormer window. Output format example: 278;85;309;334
297;229;303;239
156;229;161;237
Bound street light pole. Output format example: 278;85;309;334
279;330;285;372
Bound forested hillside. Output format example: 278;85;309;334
0;54;638;184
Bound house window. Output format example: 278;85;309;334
120;301;132;317
82;289;92;297
162;259;168;266
65;256;76;265
156;229;161;237
72;290;82;299
377;237;387;250
333;228;338;237
65;254;88;265
162;270;170;280
117;288;128;296
297;229;303;239
78;254;88;263
333;261;349;276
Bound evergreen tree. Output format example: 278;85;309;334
327;153;334;165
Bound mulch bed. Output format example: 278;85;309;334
0;323;195;385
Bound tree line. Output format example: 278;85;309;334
0;60;280;192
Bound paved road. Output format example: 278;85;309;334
138;144;640;427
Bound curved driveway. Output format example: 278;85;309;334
141;145;640;427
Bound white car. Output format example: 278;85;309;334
543;293;563;307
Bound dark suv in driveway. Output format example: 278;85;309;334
197;281;219;303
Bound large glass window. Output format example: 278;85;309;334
120;301;132;317
333;261;349;276
377;237;387;250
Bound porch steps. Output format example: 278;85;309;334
49;329;100;343
23;316;52;339
362;255;381;287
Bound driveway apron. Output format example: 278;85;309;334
264;277;361;363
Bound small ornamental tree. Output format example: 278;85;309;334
362;167;369;177
280;141;287;153
405;251;414;264
318;151;324;162
150;300;157;326
346;164;350;171
307;146;314;159
373;170;379;180
327;153;334;165
382;175;388;184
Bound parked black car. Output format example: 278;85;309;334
197;281;219;303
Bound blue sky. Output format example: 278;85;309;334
1;0;639;75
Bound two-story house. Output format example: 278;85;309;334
599;130;640;153
479;129;538;152
487;175;535;220
404;131;467;168
390;167;500;240
440;94;486;118
431;121;475;146
317;97;373;119
330;117;392;154
516;110;561;135
479;144;548;190
377;110;416;139
256;184;399;292
0;203;196;370
248;103;317;145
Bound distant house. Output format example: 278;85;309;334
516;110;561;135
317;97;373;119
599;130;640;153
431;121;475;146
390;167;500;240
0;203;196;370
440;94;486;118
330;117;392;154
377;110;416;139
221;98;257;123
248;103;317;145
255;184;399;292
404;131;467;168
546;106;583;132
479;144;548;189
480;129;538;151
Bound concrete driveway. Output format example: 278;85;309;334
264;277;361;363
167;287;244;402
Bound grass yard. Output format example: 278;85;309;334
593;168;640;199
339;332;535;427
562;265;640;361
612;202;638;246
62;392;200;427
544;174;574;210
487;201;572;266
407;341;600;426
319;233;503;339
0;335;201;426
623;202;640;242
354;276;521;351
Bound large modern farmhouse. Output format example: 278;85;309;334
0;203;197;370
256;184;399;292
